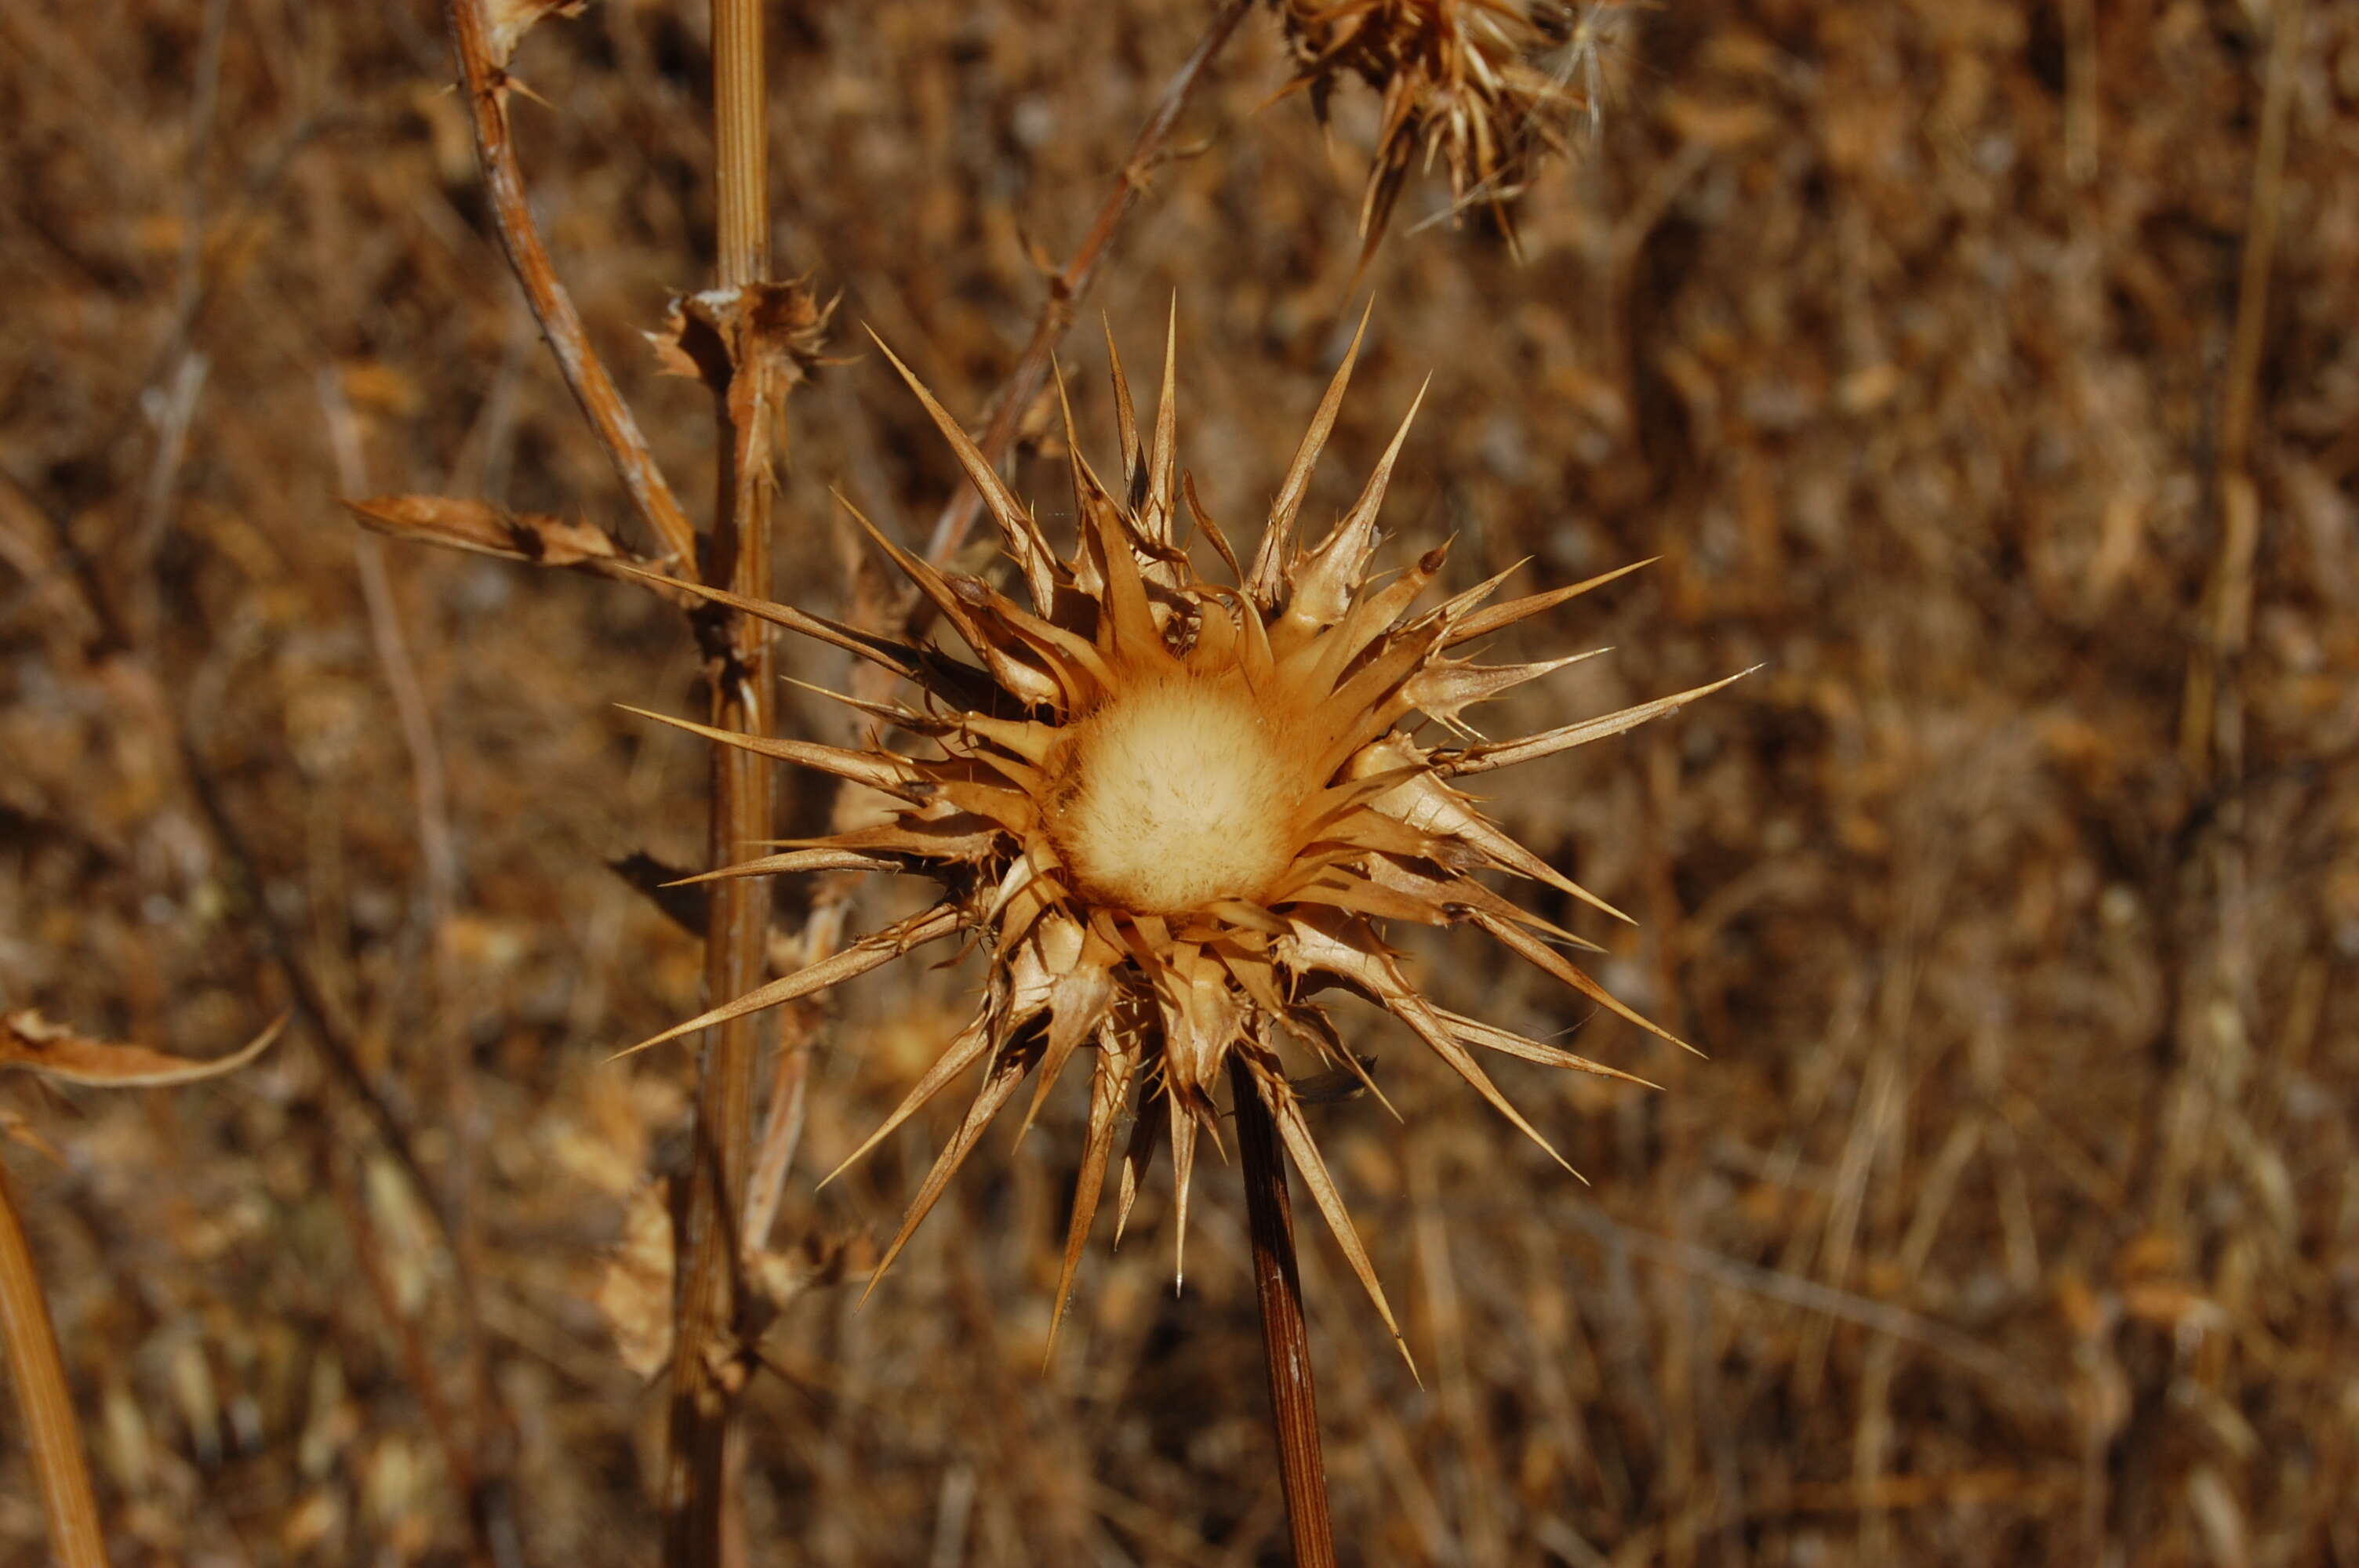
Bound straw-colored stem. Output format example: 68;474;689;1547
1230;1058;1338;1567
663;0;775;1561
919;0;1254;572
0;1163;106;1568
443;0;699;566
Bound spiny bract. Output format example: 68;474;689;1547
627;307;1743;1358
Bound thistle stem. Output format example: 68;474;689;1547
1230;1058;1339;1567
664;0;775;1561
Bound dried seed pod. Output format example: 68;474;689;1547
625;308;1746;1359
1273;0;1637;256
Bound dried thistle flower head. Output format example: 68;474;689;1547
627;307;1743;1355
1274;0;1634;255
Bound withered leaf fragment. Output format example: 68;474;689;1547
346;495;625;570
0;1011;287;1089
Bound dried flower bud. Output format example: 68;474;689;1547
1273;0;1636;256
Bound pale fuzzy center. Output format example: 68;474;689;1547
1051;672;1308;915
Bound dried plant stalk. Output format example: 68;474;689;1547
661;0;779;1561
1231;1055;1339;1568
443;0;698;564
0;1165;106;1568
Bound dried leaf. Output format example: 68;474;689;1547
0;1011;286;1088
595;1180;674;1379
484;0;586;71
346;495;624;570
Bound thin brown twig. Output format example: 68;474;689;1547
4;459;528;1566
1230;1057;1339;1568
2182;0;2301;789
663;0;776;1560
318;376;520;1567
919;0;1255;573
443;0;700;567
0;1161;107;1568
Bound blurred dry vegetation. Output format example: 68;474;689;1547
3;0;2358;1563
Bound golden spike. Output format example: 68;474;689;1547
616;706;919;795
1352;743;1638;924
616;902;962;1058
600;559;933;686
1053;356;1096;545
860;1044;1036;1304
1310;622;1451;777
1045;1030;1138;1362
1168;1089;1199;1293
1361;855;1608;955
1442;667;1762;776
1170;475;1238;595
1250;1057;1418;1377
817;1012;995;1188
1470;910;1706;1058
1250;297;1375;604
1417;557;1531;634
1282;916;1577;1177
776;673;936;733
1014;957;1118;1142
1285;540;1453;706
1147;296;1180;546
954;712;1060;766
946;574;1120;700
864;328;1060;609
1103;314;1144;507
1401;649;1606;735
1433;1007;1663;1090
1280;373;1431;639
1438;557;1659;648
1085;470;1169;663
1052;358;1125;597
835;490;1066;710
1113;1075;1167;1246
1274;869;1449;927
757;818;1002;862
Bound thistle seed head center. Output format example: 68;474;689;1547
1049;669;1311;916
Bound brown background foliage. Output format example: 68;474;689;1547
3;0;2357;1563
